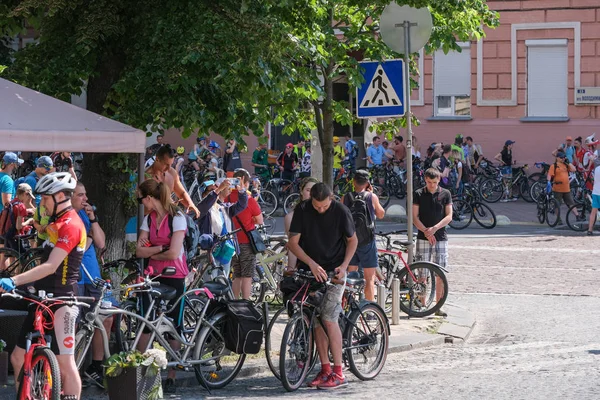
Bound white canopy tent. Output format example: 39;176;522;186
0;77;146;152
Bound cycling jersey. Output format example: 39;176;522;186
35;208;86;296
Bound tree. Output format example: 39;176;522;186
266;0;499;186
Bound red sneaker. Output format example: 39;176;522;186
317;372;348;390
307;371;330;388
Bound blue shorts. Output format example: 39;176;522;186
592;194;600;209
350;240;378;269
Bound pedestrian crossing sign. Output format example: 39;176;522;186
357;60;405;118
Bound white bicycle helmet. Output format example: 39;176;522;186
585;133;599;146
35;172;77;195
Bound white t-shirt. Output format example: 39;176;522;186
140;212;187;259
583;150;598;170
593;165;600;195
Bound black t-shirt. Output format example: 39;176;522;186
500;148;512;166
52;154;73;173
278;152;298;172
289;199;355;272
413;186;452;241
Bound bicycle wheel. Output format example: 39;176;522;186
345;302;388;380
520;179;534;203
114;300;139;352
182;295;207;342
397;262;448;318
249;272;267;304
372;184;390;208
280;311;313;392
472;202;497;229
193;312;246;390
479;178;503;203
74;327;94;370
566;203;593;232
545;198;561;227
17;347;61;400
449;199;473;230
265;307;291;380
283;193;300;215
387;175;405;199
258;189;278;217
530;180;546;203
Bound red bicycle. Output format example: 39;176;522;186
2;289;94;400
375;230;448;318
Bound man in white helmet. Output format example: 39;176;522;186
0;172;86;400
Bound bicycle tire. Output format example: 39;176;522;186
345;302;388;380
17;346;61;400
283;193;300;215
397;262;448;318
472;202;497;229
372;184;390;208
114;300;139;352
566;203;594;232
545;198;561;227
449;199;473;230
530;180;546;203
479;178;503;203
250;277;267;304
387;175;405;199
265;307;290;380
74;327;94;371
193;312;246;390
258;189;278;217
520;179;534;203
182;295;207;342
279;312;313;392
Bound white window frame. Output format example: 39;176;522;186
525;39;568;118
433;42;472;117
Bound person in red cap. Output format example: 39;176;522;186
552;136;574;163
277;143;299;181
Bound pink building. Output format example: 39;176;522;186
410;0;600;167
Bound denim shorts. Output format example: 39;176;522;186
350;240;378;269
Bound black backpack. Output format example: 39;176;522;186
346;192;375;247
223;300;264;354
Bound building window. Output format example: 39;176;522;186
526;39;568;118
433;43;471;117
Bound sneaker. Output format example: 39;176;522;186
317;373;348;390
308;371;330;388
164;378;177;394
511;196;519;202
84;364;104;388
500;198;509;203
435;309;448;317
587;231;593;236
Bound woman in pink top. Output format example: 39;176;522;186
135;179;188;393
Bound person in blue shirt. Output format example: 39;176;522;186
19;156;53;206
552;136;575;163
0;152;22;212
367;136;385;185
344;134;358;171
72;181;111;387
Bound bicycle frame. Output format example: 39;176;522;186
20;308;53;397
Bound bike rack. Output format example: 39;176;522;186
377;284;386;313
391;278;400;325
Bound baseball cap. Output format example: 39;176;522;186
333;136;340;143
286;143;293;148
3;152;23;165
566;136;573;141
37;156;54;169
17;183;35;199
505;140;515;146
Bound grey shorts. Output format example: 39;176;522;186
553;191;575;207
317;282;345;324
416;239;449;271
232;243;257;278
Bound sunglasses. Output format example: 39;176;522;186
137;196;146;204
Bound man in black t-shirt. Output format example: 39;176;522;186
277;143;298;181
413;168;452;317
52;152;76;180
288;183;357;389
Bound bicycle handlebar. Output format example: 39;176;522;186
377;229;408;236
2;290;92;308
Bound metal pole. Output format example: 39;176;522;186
377;284;386;311
349;92;354;139
403;21;415;263
391;278;400;325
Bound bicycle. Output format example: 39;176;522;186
0;233;45;278
536;184;561;227
565;189;597;231
375;230;449;317
479;164;533;203
250;225;288;304
2;289;94;400
450;184;497;230
279;270;389;391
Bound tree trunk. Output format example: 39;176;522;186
83;47;134;261
321;72;334;187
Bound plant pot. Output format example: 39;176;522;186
0;352;7;385
105;366;162;400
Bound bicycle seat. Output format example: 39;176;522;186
151;284;178;301
393;240;413;247
345;272;365;287
201;281;230;296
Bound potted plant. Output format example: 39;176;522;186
104;348;167;400
0;339;7;385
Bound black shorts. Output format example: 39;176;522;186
140;277;186;333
